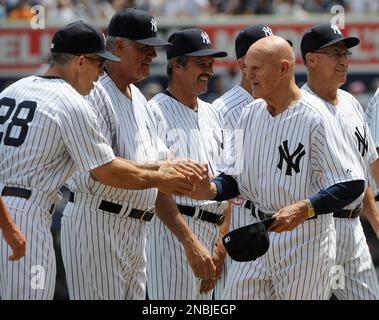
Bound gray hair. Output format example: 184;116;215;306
167;55;189;82
50;53;76;67
106;36;133;53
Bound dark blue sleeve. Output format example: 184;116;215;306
212;174;240;201
309;180;365;215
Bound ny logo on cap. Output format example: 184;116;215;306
331;24;342;35
150;18;157;33
262;26;274;37
201;31;211;45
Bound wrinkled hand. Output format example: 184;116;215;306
156;162;194;196
169;159;207;183
2;224;26;261
186;164;216;200
157;160;208;196
183;236;216;281
200;241;227;294
269;200;309;233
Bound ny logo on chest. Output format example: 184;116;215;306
354;126;368;157
277;140;306;176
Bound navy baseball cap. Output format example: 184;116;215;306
222;218;274;262
235;24;275;59
107;8;170;47
301;24;360;61
166;28;227;60
50;21;120;62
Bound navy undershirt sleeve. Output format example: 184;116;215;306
309;180;365;215
213;174;240;201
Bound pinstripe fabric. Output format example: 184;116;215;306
0;197;56;300
366;89;379;195
223;215;336;299
61;74;163;300
148;214;219;300
0;76;115;300
220;91;365;300
333;217;379;299
61;195;148;300
147;93;227;300
212;84;254;299
303;84;379;300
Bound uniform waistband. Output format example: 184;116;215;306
177;205;225;225
68;192;155;222
244;200;317;221
1;186;55;213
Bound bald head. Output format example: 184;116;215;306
246;35;295;71
243;35;299;103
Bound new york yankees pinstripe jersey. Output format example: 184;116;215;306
212;84;254;299
0;75;115;300
303;84;379;300
149;93;227;214
0;76;115;205
219;90;365;214
213;84;254;129
303;84;377;210
366;89;379;196
65;74;165;210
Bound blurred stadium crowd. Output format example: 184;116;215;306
1;0;379;22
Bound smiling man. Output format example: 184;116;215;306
59;10;211;300
301;24;379;300
146;28;230;300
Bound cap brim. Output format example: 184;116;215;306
135;37;172;47
319;36;360;50
186;48;227;58
96;51;121;62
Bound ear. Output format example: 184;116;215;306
280;59;290;77
173;58;183;72
116;38;124;53
237;57;246;72
74;55;85;72
305;52;315;66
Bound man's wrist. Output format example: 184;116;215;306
304;199;315;218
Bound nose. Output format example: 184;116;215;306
204;63;214;75
148;47;157;59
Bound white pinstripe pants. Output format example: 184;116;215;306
332;217;379;300
60;193;149;300
147;214;219;300
0;197;56;300
223;214;336;300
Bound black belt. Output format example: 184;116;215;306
177;205;225;225
244;200;273;221
333;206;361;219
2;186;55;213
244;200;317;221
68;192;154;222
2;186;31;199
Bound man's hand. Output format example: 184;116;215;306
156;160;208;196
269;200;309;233
183;236;216;281
2;224;26;261
186;164;218;200
200;241;227;294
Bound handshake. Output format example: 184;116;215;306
156;159;214;199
